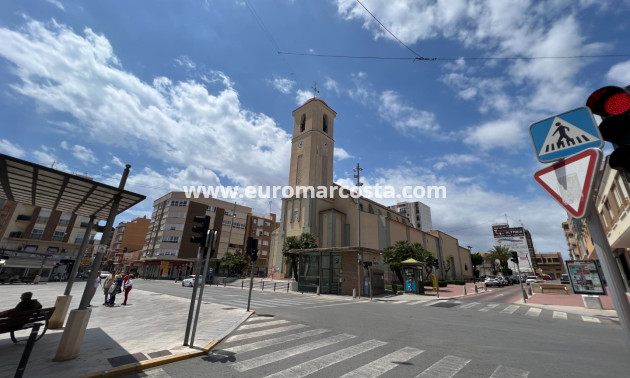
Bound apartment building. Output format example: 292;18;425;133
106;216;150;273
140;192;251;279
0;198;97;281
388;201;433;231
534;252;566;279
244;213;278;276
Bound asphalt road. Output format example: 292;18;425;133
124;280;630;377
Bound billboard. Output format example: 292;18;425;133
492;224;532;273
565;260;605;295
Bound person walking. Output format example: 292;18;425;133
88;271;101;307
107;274;123;307
103;272;115;305
122;274;134;305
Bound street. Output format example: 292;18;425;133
123;280;630;377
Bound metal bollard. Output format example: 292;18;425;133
242;280;244;289
484;284;487;292
353;288;357;298
474;285;478;293
316;285;320;295
463;286;467;295
286;283;289;293
224;279;226;287
262;281;265;291
274;282;277;292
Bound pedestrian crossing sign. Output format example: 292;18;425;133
529;107;603;163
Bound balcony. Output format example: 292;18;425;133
16;214;31;221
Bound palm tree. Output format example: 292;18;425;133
486;245;511;275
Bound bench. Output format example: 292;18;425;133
540;284;569;294
0;307;56;343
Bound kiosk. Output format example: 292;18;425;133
401;258;424;295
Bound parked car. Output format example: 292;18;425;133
560;274;570;284
100;271;111;279
182;275;203;287
525;276;539;285
510;275;520;284
485;276;501;287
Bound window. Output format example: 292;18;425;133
323;114;328;133
207;206;216;212
30;229;44;240
52;230;65;241
162;235;180;243
300;114;306;132
9;231;22;238
59;215;71;225
36;215;49;223
265;221;271;227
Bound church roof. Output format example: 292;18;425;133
293;97;337;115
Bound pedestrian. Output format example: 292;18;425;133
0;292;42;316
122;274;134;305
103;272;115;305
88;271;101;307
107;274;123;307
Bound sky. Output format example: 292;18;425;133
1;0;630;258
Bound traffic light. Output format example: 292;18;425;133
510;251;519;264
433;258;439;268
246;237;258;261
190;215;210;247
586;86;630;171
363;261;372;269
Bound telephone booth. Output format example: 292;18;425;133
401;258;424;295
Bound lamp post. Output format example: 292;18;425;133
353;163;363;299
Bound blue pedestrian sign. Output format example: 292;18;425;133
529;107;603;163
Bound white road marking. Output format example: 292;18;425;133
238;320;290;330
340;346;424;378
222;329;329;353
490;365;529;377
552;311;567;320
479;303;500;312
263;339;387;378
525;308;541;317
225;324;307;342
459;302;480;309
581;315;601;323
500;305;520;314
415;355;471;378
231;333;356;372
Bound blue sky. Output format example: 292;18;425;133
1;0;629;257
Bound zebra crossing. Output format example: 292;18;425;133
211;293;357;310
380;299;614;325
208;316;529;377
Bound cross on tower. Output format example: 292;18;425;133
312;82;320;98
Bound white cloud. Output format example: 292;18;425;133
378;90;439;134
606;60;630;86
295;89;312;105
324;77;340;95
110;155;126;169
174;55;196;70
433;154;482;170
463;118;525;151
0;20;291;189
60;141;98;164
45;0;64;11
271;77;295;94
334;147;353;161
0;139;26;158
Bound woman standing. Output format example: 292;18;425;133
107;274;123;307
122;274;134;305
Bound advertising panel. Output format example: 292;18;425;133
492;224;532;272
565;260;605;295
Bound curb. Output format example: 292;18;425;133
78;310;255;378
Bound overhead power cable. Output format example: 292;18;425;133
277;51;630;62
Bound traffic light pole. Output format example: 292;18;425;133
585;207;630;350
190;231;215;347
183;244;205;346
246;260;255;312
514;262;527;303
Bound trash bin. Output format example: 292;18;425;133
392;284;398;295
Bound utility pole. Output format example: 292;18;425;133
226;201;237;254
353;163;363;299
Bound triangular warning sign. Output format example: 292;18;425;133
539;116;599;157
534;149;602;218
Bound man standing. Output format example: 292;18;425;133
122;274;134;305
103;272;115;305
88;271;101;307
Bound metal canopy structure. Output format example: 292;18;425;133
0;153;145;219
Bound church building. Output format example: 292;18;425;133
270;97;473;296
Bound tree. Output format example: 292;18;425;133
471;252;484;278
282;233;318;280
443;256;452;278
486;245;511;276
383;241;433;284
220;251;247;276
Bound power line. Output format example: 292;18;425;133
277;51;630;62
354;0;431;60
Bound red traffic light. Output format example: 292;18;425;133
586;86;630;118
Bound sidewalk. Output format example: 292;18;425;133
0;282;251;378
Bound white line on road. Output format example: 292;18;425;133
525;308;541;317
415;355;471;378
263;339;387;378
459;302;480;309
500;305;520;314
222;329;330;353
246;316;274;322
340;347;424;378
479;303;500;312
231;333;356;372
239;320;290;330
490;365;529;377
552;311;567;320
581;315;601;323
225;324;308;342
